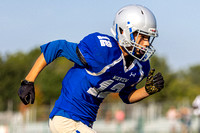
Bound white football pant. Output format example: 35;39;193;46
49;116;97;133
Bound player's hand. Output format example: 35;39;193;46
18;80;35;105
145;68;164;95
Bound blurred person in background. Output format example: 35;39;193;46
192;95;200;133
179;107;192;133
166;106;179;133
17;5;164;133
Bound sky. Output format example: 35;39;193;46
0;0;200;71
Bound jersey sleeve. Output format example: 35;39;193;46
40;40;84;66
119;86;137;104
77;32;121;73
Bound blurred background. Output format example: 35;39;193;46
0;0;200;133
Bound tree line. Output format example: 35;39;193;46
0;48;200;111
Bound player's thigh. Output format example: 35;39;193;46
49;116;77;133
74;122;97;133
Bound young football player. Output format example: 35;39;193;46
18;5;164;133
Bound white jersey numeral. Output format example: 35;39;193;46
97;36;112;47
87;79;125;98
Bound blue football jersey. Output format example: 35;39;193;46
41;32;150;126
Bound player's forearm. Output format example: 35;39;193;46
128;86;150;103
25;53;47;82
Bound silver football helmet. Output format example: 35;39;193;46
111;5;158;61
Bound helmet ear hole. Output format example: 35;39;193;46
119;27;123;34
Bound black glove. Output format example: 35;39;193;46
18;79;35;105
145;69;164;95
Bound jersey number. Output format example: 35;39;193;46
97;36;112;47
87;79;125;98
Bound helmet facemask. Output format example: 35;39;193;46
118;26;156;62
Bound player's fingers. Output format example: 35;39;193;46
153;73;163;82
154;77;164;85
153;77;163;83
147;68;155;81
25;95;30;104
154;81;164;89
156;85;164;90
153;72;162;78
30;92;35;104
148;68;155;76
20;96;29;105
155;81;164;87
